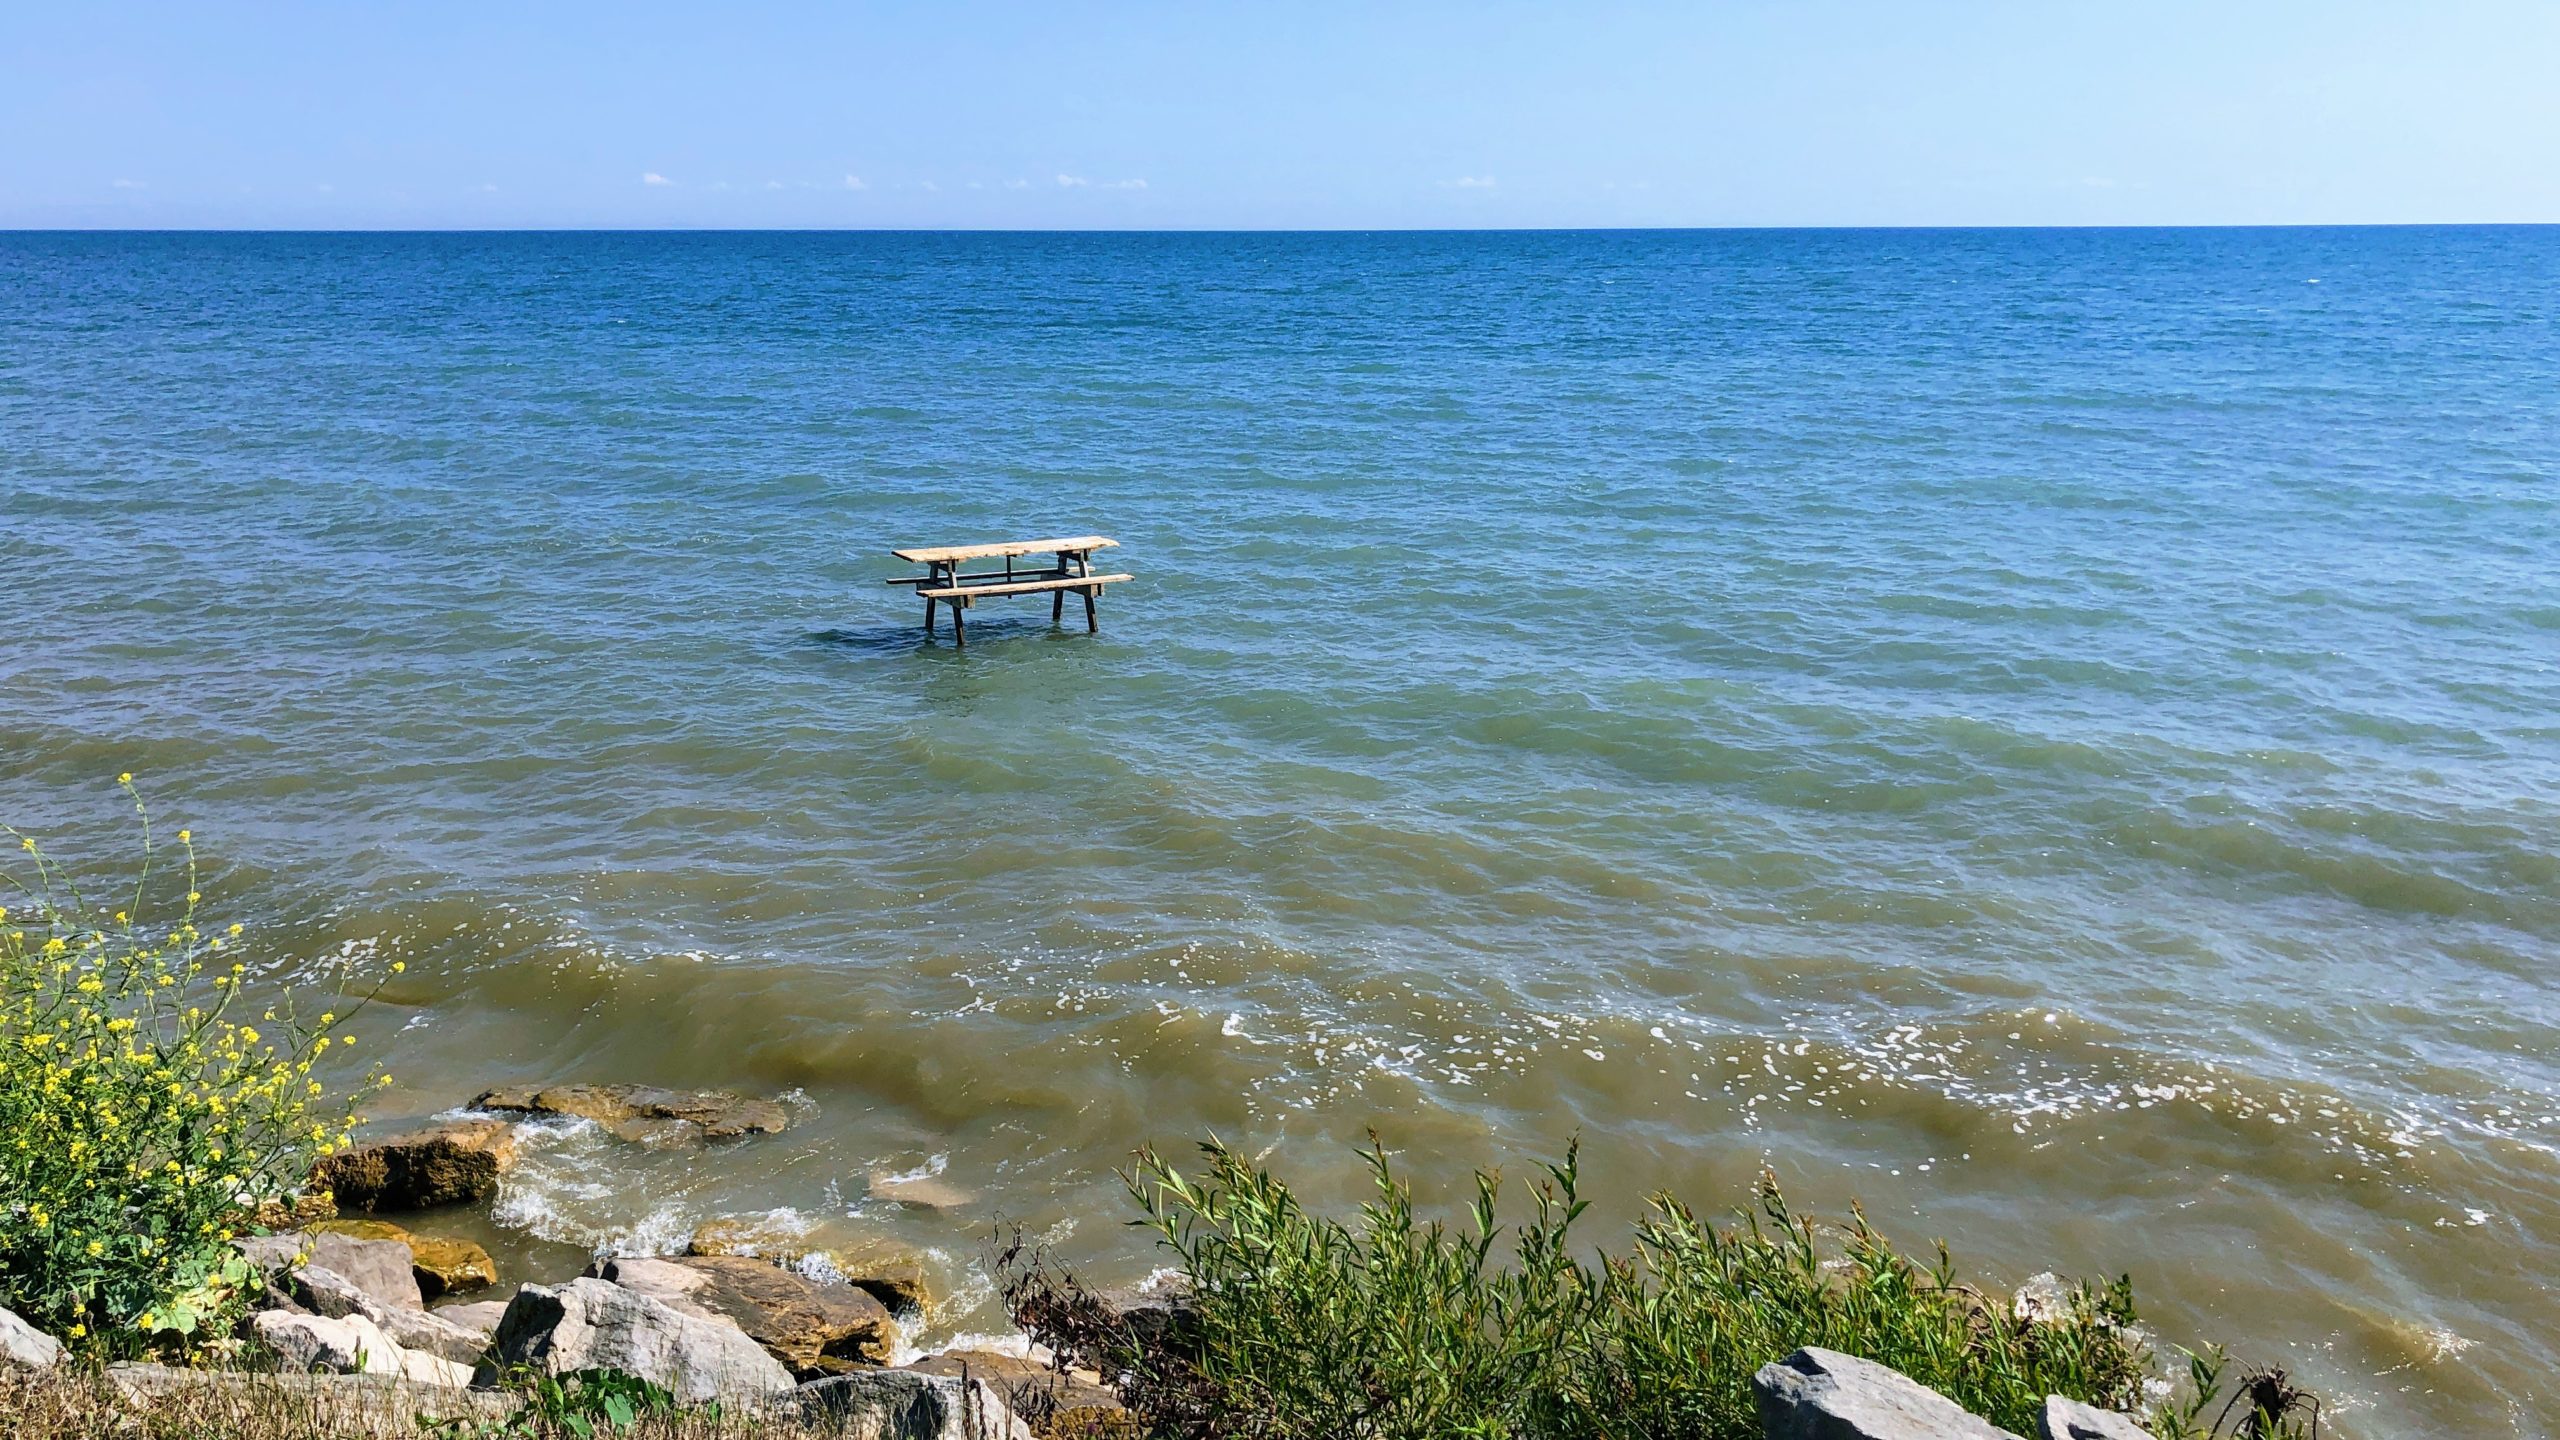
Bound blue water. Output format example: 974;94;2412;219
3;229;2556;1434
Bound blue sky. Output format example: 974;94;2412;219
8;1;2558;229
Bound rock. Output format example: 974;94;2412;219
310;1118;517;1211
687;1218;936;1314
2040;1395;2156;1440
106;1363;519;1430
470;1084;788;1145
434;1298;514;1335
777;1369;1035;1440
1754;1347;2024;1440
314;1219;498;1298
236;1232;425;1311
908;1351;1123;1435
1;1304;63;1369
869;1170;974;1211
251;1191;340;1229
253;1309;474;1388
590;1254;898;1376
487;1277;795;1404
1095;1276;1197;1354
293;1266;494;1366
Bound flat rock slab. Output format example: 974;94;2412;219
314;1219;498;1298
472;1084;789;1145
293;1266;494;1366
253;1309;474;1388
1755;1347;2024;1440
688;1218;937;1314
590;1254;897;1376
776;1369;1036;1440
2040;1395;2156;1440
909;1350;1124;1429
106;1363;519;1431
311;1117;517;1211
237;1232;425;1312
490;1277;796;1404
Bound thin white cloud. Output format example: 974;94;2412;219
918;180;939;192
642;172;673;186
315;182;334;193
1005;178;1030;190
479;183;498;193
766;180;785;191
1106;178;1147;190
111;178;145;190
967;181;984;190
843;174;867;190
1056;173;1089;188
1442;175;1496;190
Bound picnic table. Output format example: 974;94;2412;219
887;535;1132;647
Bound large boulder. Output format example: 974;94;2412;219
314;1219;497;1298
1754;1348;2024;1440
2040;1396;2155;1440
1;1304;63;1369
310;1117;517;1211
236;1232;425;1311
908;1351;1123;1437
253;1309;474;1388
434;1298;514;1335
486;1278;795;1404
777;1370;1036;1440
294;1265;494;1365
589;1254;898;1376
470;1084;788;1145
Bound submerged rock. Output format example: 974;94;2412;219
588;1254;898;1376
312;1117;517;1211
486;1277;796;1404
1;1304;63;1370
2039;1395;2156;1440
868;1170;974;1211
470;1084;788;1145
686;1218;937;1314
314;1219;498;1298
776;1369;1036;1440
1754;1347;2023;1440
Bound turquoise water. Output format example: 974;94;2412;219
3;229;2556;1434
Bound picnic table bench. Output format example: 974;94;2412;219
887;535;1131;647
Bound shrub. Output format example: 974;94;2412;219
0;778;388;1357
1003;1136;2318;1440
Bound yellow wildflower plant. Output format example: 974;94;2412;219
1;779;389;1358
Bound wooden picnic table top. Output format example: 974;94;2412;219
892;535;1118;565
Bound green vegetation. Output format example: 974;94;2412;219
0;781;386;1357
1002;1137;2320;1440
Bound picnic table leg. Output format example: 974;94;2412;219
1083;585;1098;633
951;600;967;648
1052;589;1065;625
924;596;937;634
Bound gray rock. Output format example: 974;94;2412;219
907;1351;1122;1428
235;1232;425;1311
293;1266;493;1365
253;1309;473;1388
1;1304;63;1369
433;1298;514;1335
1755;1348;2024;1440
486;1278;795;1404
589;1254;898;1375
777;1370;1035;1440
2040;1395;2155;1440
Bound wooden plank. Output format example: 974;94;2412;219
887;567;1078;588
915;573;1131;600
892;536;1118;564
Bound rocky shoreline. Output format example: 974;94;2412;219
0;1081;2196;1440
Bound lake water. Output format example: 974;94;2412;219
2;228;2554;1435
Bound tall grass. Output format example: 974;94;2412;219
1002;1137;2318;1440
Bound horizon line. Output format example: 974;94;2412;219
4;221;2556;237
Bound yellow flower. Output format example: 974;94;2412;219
187;891;201;904
117;772;133;785
66;1324;85;1340
86;1241;103;1257
177;829;191;844
391;962;406;974
137;1312;155;1330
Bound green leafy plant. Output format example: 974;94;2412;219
1003;1135;2315;1440
0;778;389;1357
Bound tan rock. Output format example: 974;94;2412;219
869;1170;974;1211
311;1118;516;1212
908;1351;1126;1438
589;1254;897;1377
470;1084;788;1145
312;1220;498;1299
684;1219;936;1315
